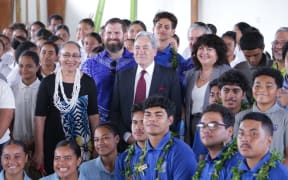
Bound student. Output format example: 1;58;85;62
83;32;102;58
40;140;83;180
0;140;32;180
229;112;288;179
234;67;288;165
115;103;146;180
134;96;197;179
10;51;40;149
192;104;242;179
79;122;119;180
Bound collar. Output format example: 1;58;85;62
136;61;155;76
146;131;172;151
99;48;133;59
19;79;40;89
205;140;233;162
97;156;114;174
239;152;271;172
252;103;281;113
157;44;172;55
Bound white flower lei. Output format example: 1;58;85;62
53;69;81;113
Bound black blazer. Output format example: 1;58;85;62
110;64;182;137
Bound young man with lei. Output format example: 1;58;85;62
192;104;243;180
130;96;196;179
229;112;288;179
115;103;146;180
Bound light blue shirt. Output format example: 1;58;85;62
0;170;32;180
79;156;114;180
39;172;85;180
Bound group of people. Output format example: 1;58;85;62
0;8;288;179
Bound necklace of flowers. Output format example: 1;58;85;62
132;135;174;180
53;68;81;113
122;144;136;179
231;151;282;180
192;139;238;180
170;47;178;70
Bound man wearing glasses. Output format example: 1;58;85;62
271;27;288;76
192;104;242;180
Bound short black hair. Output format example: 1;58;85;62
19;50;40;66
55;140;81;158
131;103;144;116
207;23;217;34
222;31;236;43
48;14;63;25
143;96;176;117
202;104;235;128
35;28;53;40
218;69;249;92
95;122;119;136
252;67;283;89
31;21;45;29
235;22;251;34
131;20;147;31
192;34;229;69
209;78;219;90
153;11;177;29
79;18;95;28
85;32;102;44
60;41;81;55
122;19;131;32
282;41;288;60
172;34;180;45
14;41;37;63
240;112;273;136
1;139;28;156
104;18;125;33
41;41;59;55
55;24;70;35
240;30;265;50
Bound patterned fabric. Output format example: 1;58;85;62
60;95;93;161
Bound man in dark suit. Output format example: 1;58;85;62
110;31;182;151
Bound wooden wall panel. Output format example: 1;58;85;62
0;0;14;32
47;0;66;22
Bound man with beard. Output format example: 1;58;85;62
110;32;181;151
192;104;242;180
271;27;288;76
115;103;147;180
229;112;288;179
81;18;136;122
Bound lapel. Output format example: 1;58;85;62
149;64;159;96
123;66;137;104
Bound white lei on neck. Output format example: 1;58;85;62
53;69;81;113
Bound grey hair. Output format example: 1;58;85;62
134;31;158;49
187;23;212;38
276;27;288;34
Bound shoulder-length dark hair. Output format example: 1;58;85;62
192;34;229;69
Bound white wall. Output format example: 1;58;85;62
198;0;288;54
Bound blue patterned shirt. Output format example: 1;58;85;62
81;49;136;122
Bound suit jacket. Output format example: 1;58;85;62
184;64;231;145
110;64;182;137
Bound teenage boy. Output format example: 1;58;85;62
193;104;242;179
229;112;288;179
234;67;288;165
79;122;119;180
137;96;196;179
115;103;147;180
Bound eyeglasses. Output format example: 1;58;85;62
61;53;81;59
196;122;228;130
271;40;287;47
110;61;117;75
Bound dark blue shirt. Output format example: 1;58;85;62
199;141;243;180
227;152;288;180
135;132;197;180
80;49;136;122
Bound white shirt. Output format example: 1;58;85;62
233;45;247;66
134;61;155;100
11;79;40;143
0;51;15;77
191;82;209;114
0;79;15;144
